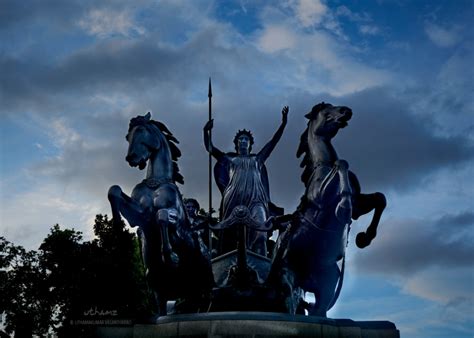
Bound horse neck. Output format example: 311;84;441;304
308;132;339;165
146;135;174;182
302;132;339;210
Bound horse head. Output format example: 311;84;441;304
306;102;352;140
125;112;161;170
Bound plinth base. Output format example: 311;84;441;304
84;312;400;337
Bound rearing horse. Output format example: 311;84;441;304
271;102;386;317
108;112;213;316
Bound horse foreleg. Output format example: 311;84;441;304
353;192;386;248
108;185;124;225
108;185;146;228
308;263;340;317
281;268;300;315
156;209;179;266
334;160;353;224
138;229;169;317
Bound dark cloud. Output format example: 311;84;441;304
352;211;474;276
0;25;286;113
7;53;472;215
0;0;146;32
435;211;474;229
0;21;302;213
333;87;474;192
0;0;82;30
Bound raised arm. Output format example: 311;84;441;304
257;106;288;162
203;119;224;160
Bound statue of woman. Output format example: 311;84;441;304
203;106;288;256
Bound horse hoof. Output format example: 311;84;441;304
108;185;122;199
356;232;369;248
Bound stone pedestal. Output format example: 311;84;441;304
88;312;399;337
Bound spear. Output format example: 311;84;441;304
208;78;213;255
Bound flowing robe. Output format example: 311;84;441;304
221;155;269;220
204;116;287;255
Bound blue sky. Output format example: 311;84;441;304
0;0;473;336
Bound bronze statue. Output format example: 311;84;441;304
183;198;214;256
108;113;213;316
184;198;205;230
106;100;388;320
203;107;288;256
270;102;386;317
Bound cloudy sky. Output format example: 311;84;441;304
0;0;473;336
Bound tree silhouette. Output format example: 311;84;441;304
1;214;153;337
0;237;52;337
41;215;153;335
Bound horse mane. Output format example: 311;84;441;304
128;114;184;184
296;127;312;187
150;120;184;185
297;102;331;187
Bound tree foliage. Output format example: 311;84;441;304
0;214;153;337
0;237;52;337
